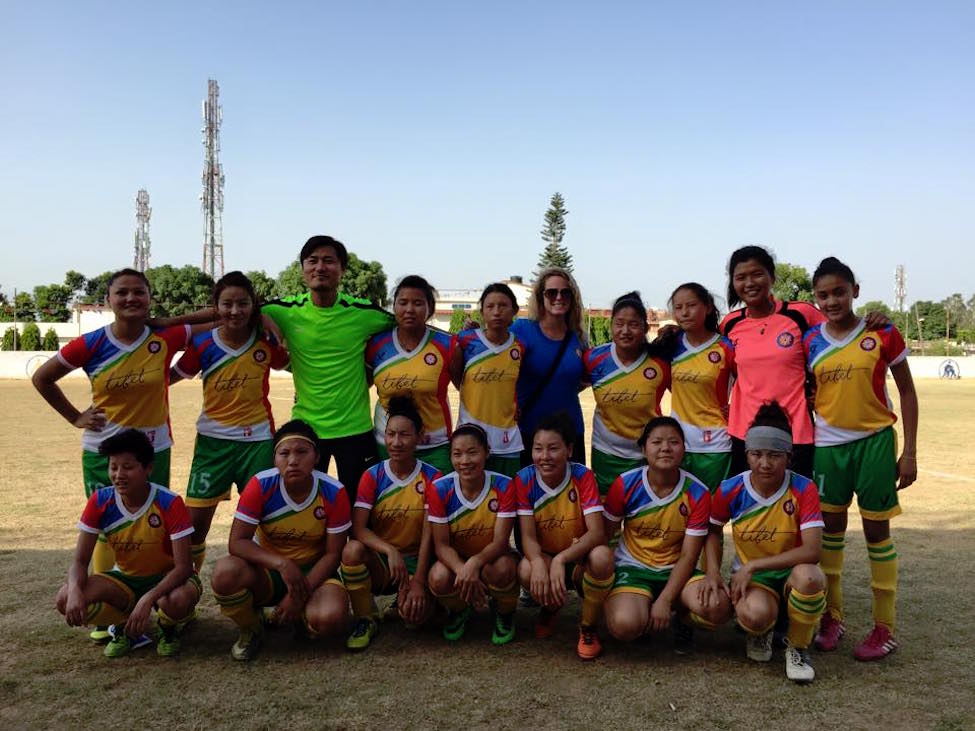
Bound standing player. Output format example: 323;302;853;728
33;268;192;640
452;283;525;477
426;425;519;645
702;402;826;683
56;430;201;658
366;275;455;474
170;271;289;573
340;397;442;651
804;257;918;661
262;236;395;498
585;292;671;494
602;418;717;648
515;414;613;659
210;420;351;661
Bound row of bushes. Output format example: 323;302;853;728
2;325;60;351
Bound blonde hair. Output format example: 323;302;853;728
529;267;586;345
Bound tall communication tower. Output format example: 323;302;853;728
133;188;151;271
201;79;225;279
894;264;906;313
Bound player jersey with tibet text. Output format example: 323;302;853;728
604;468;710;571
355;459;443;557
426;471;516;559
58;325;191;452
78;483;194;577
585;343;671;459
803;321;908;447
263;292;394;439
457;328;525;456
514;463;602;555
366;327;455;450
721;300;824;443
234;468;351;566
710;470;824;567
173;328;289;442
670;333;735;453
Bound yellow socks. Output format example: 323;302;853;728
821;531;845;619
340;562;373;618
85;601;128;627
191;544;207;574
786;588;826;649
92;536;115;574
580;571;614;627
487;580;519;615
868;538;898;630
214;589;262;632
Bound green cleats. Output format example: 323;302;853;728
442;606;472;642
103;630;131;658
491;611;516;646
346;617;379;651
231;626;264;662
156;623;182;658
89;626;112;644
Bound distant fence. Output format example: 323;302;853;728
1;351;969;381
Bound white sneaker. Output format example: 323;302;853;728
785;643;815;683
746;630;773;662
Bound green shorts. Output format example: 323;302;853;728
83;448;171;497
372;551;420;593
185;434;273;508
99;569;202;611
259;563;341;606
591;448;644;496
378;443;452;475
747;568;793;601
609;564;703;599
813;427;901;521
681;451;732;492
486;454;522;478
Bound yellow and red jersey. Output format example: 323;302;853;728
58;325;191;452
355;459;442;557
174;328;289;441
234;468;351;566
669;333;735;453
78;483;194;577
426;472;515;559
604;468;710;571
513;463;602;555
803;321;909;446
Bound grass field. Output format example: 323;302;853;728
1;378;973;730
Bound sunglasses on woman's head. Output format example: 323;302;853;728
543;288;573;302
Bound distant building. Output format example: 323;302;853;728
2;304;115;347
431;276;533;330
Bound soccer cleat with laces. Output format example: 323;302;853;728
576;624;602;660
814;611;846;652
854;624;899;661
103;629;132;658
442;606;472;642
346;617;379;651
746;630;773;662
156;623;182;657
89;626;112;644
534;607;558;639
491;611;516;646
785;642;815;683
231;626;264;661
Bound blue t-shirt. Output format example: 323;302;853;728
510;318;585;441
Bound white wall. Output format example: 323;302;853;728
0;351;295;379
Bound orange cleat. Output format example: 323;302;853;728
576;624;602;660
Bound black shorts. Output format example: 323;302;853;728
315;430;378;502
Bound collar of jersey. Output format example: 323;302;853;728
383;458;422;487
475;328;515;354
103;325;151;352
455;472;492;510
640;468;686;506
278;473;320;512
535;464;571;496
610;342;648;372
113;482;159;521
743;470;791;506
680;332;720;354
393;326;431;358
820;318;866;348
212;327;256;357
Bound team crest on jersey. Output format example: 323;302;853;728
783;499;795;515
708;351;722;363
568;488;578;503
488;498;499;513
860;337;877;351
424;353;438;366
414;480;424;494
254;350;267;362
147;513;162;528
147;341;161;354
679;503;689;517
510;349;520;361
776;332;795;348
643;367;658;380
314;506;326;520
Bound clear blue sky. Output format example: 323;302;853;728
2;1;972;310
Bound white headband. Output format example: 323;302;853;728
745;426;792;453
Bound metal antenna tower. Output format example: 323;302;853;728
133;189;152;271
894;264;906;313
201;79;225;278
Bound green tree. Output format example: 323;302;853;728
773;262;813;303
276;254;389;304
81;271;113;305
14;292;36;321
276;262;306;297
587;315;612;346
42;327;60;350
942;293;967;337
2;327;17;350
245;270;279;303
144;265;215;317
449;308;480;334
64;270;86;295
34;284;73;322
535;192;573;278
20;323;41;350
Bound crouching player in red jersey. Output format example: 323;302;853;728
210;420;351;661
602;417;717;650
515;413;613;659
426;424;519;645
702;402;826;683
56;430;200;658
341;397;442;651
805;257;918;661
